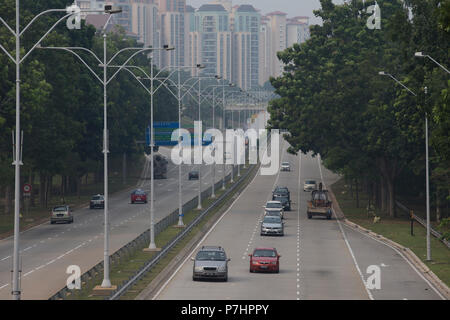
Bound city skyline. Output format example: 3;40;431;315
187;0;346;25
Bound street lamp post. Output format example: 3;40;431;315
415;52;450;74
119;64;203;229
40;43;172;287
0;2;118;299
378;71;431;261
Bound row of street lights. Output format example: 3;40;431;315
0;2;269;299
379;51;449;262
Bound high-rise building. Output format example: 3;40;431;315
190;4;232;80
258;15;271;86
286;16;310;47
266;11;287;78
158;0;186;67
231;5;260;90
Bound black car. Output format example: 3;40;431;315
189;170;199;180
273;195;291;211
90;194;105;209
272;186;290;202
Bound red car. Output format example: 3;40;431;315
131;189;147;204
249;247;281;273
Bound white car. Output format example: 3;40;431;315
280;162;291;171
303;180;317;192
264;201;284;219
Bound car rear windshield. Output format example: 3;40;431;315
282;162;289;165
266;202;282;208
53;206;67;212
253;249;277;257
263;216;282;224
196;251;226;261
134;190;145;195
274;196;288;202
305;180;316;185
92;196;103;200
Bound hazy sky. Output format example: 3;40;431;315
187;0;345;25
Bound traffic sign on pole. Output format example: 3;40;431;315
23;184;32;197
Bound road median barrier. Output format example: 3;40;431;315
49;164;258;300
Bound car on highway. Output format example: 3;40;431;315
273;194;291;211
264;209;283;220
131;189;147;204
50;205;74;224
89;194;105;209
261;215;284;236
272;186;290;202
189;170;199;180
264;200;284;219
304;179;317;192
249;248;281;273
280;162;291;171
192;246;230;281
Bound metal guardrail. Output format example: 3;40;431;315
109;164;256;300
396;200;450;249
48;164;255;300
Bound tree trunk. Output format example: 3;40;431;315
39;172;46;207
4;185;12;214
350;181;353;199
122;152;127;185
380;175;386;213
436;189;441;224
29;171;35;207
60;176;65;204
77;176;81;199
386;175;396;218
355;178;360;208
378;157;397;217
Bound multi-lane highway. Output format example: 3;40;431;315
152;140;444;300
0;148;232;300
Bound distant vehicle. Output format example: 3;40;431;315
189;170;199;180
303;180;317;192
51;205;74;224
273;194;291;211
261;215;284;236
272;186;290;202
153;154;168;179
280;162;291;172
131;189;147;204
192;246;230;281
249;248;280;273
307;183;332;220
264;200;284;219
89;194;105;209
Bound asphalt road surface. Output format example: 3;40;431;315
153;140;444;300
0;148;233;300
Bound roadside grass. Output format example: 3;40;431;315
65;165;254;300
331;178;450;287
0;157;143;237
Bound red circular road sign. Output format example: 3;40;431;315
23;184;32;194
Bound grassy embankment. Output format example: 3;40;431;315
331;178;450;287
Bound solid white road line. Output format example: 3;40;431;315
317;155;373;300
153;161;261;300
341;222;445;300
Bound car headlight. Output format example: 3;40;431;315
252;261;259;265
194;266;203;272
271;261;277;265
